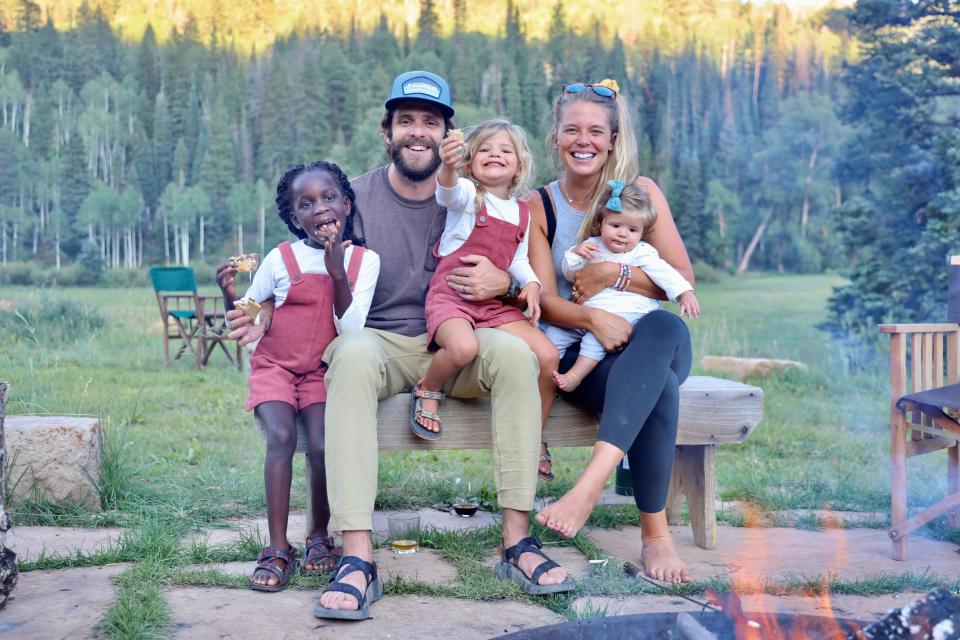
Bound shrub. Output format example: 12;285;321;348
0;297;105;345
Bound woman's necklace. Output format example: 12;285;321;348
559;178;592;206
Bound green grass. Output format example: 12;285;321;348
2;274;958;637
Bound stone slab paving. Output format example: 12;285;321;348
570;592;921;623
8;525;124;562
589;524;960;583
182;549;459;587
166;588;563;639
192;508;500;548
1;564;126;639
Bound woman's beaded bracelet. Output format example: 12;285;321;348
615;264;631;291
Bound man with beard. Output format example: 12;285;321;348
312;70;573;618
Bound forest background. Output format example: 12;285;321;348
0;0;956;339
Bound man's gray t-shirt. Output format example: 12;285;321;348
350;165;446;337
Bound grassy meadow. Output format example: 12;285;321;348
2;273;958;637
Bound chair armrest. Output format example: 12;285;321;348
878;323;960;335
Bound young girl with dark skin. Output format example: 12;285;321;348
523;80;695;583
217;161;380;591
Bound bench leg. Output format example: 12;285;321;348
665;449;684;526
676;444;716;550
949;443;959;528
890;414;908;560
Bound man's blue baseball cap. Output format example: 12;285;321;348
385;70;454;119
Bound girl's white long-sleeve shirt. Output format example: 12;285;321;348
435;178;539;288
244;241;380;334
562;237;692;315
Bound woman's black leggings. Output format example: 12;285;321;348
558;310;692;513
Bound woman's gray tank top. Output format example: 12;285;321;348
547;180;586;301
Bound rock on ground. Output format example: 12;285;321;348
166;588;563;639
6;416;101;508
701;356;806;381
1;564;126;639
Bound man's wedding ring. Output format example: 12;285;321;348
462;284;469;294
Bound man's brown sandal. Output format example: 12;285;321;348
249;545;297;592
301;535;341;576
410;378;444;441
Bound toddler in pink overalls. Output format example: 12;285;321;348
217;161;380;592
413;120;560;481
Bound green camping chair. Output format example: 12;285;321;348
149;266;240;370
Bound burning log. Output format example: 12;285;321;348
0;382;18;609
850;589;960;640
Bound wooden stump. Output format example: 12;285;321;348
0;382;19;609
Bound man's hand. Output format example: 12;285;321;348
571;262;618;303
226;307;267;347
586;307;632;352
678;290;700;319
571;241;600;261
446;254;510;301
519;282;541;325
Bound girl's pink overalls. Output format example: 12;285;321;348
245;241;364;411
425;200;529;348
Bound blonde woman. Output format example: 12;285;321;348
412;120;561;466
525;81;696;582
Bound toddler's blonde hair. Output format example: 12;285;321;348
461;119;534;210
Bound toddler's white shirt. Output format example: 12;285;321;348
435;178;539;288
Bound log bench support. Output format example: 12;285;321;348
257;376;763;551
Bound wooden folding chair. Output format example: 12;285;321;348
880;256;960;560
149;266;241;370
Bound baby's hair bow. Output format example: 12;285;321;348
606;179;626;212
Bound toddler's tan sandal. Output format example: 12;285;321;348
410;378;444;441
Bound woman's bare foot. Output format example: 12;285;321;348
535;483;602;537
640;535;690;583
552;369;584;392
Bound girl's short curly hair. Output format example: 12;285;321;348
275;161;365;245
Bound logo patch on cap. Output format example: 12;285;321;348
402;79;441;99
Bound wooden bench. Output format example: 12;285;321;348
262;375;763;550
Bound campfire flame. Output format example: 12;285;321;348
704;506;864;639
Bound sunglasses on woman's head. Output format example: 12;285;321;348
562;83;616;98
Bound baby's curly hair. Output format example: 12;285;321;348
275;161;365;245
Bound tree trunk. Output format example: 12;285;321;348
199;215;205;259
737;216;769;275
238;223;243;255
22;91;30;147
55;231;61;269
800;145;819;237
163;214;170;265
